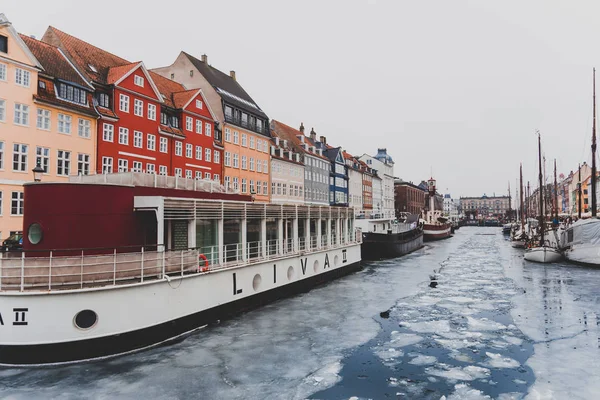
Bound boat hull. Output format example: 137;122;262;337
0;246;361;366
361;229;424;260
564;244;600;266
423;223;452;242
524;247;563;263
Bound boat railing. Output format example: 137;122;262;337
0;234;361;293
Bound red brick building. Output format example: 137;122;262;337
394;180;427;216
40;27;222;181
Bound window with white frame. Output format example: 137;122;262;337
263;181;268;195
205;123;211;137
132;161;142;172
147;134;156;151
133;131;143;148
205;172;210;179
224;152;231;167
233;177;239;191
118;127;129;145
174;168;182;177
186;170;192;179
12;143;27;172
0;191;2;216
160;137;168;153
233;131;239;144
78;153;90;175
249;136;255;149
11;192;24;216
186;116;193;131
119;94;130;112
36;146;49;173
256;139;261;152
0;63;6;81
118;159;128;172
186;143;193;158
103;123;114;142
249;157;255;171
0;141;4;169
241;155;247;170
57;150;71;176
134;99;143;116
250;180;255;194
15;68;30;87
205;148;211;162
159;165;167;176
225;176;231;189
225;128;231;142
148;104;156;120
263;160;268;173
0;99;5;122
14;103;29;125
214;150;220;164
241;133;247;147
195;145;202;160
196;119;202;134
134;75;144;87
196;100;202;109
102;156;113;174
195;171;202;180
257;159;262;173
78;119;91;138
175;141;182;156
58;113;71;134
146;163;155;174
37;109;51;130
233;153;239;168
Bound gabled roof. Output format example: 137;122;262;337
0;14;42;70
20;34;89;88
41;26;130;85
182;51;268;119
270;120;329;160
106;62;139;84
109;61;164;102
150;71;186;108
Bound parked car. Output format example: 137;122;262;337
1;232;23;252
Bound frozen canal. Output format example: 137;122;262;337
2;228;600;399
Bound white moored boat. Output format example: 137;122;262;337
0;172;362;366
562;218;600;266
524;246;563;263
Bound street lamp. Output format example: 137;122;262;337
32;161;45;182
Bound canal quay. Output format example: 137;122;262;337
1;227;600;400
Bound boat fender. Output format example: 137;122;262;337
198;254;209;272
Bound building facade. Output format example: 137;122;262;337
270;121;329;206
359;148;394;218
312;135;348;206
269;138;304;204
394;180;427;216
460;195;510;217
344;152;363;214
152;52;270;201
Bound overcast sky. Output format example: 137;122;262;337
4;0;600;199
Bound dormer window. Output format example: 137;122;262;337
0;35;7;53
256;119;263;132
97;93;110;108
170;116;179;128
160;112;168;125
224;106;233;119
88;64;97;73
134;75;144;87
58;83;87;105
196;100;203;109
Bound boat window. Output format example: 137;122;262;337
28;223;43;245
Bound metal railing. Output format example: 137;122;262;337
0;232;361;293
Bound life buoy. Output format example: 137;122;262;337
198;254;209;272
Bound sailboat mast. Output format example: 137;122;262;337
554;159;558;222
579;163;582;219
538;132;545;247
508;181;512;220
592;67;598;217
520;164;525;230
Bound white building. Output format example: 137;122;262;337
359;149;394;218
443;194;459;220
269;142;305;205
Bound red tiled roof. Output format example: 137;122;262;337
107;62;140;85
97;106;118;119
41;26;131;85
172;90;198;110
271;120;329;160
20;34;89;88
149;71;186;108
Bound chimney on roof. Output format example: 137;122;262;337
201;54;208;63
230;70;236;81
310;128;316;142
320;136;326;145
299;122;305;133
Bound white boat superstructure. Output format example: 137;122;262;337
561;218;600;266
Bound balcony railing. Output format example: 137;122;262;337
224;114;265;134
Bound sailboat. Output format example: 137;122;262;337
524;132;563;263
511;164;529;248
562;68;600;266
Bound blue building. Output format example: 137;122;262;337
306;130;349;206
